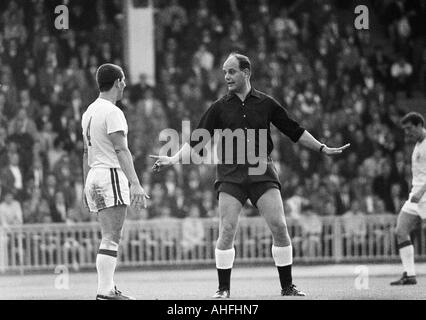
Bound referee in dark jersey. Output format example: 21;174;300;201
150;53;350;298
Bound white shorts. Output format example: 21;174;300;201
85;167;130;213
401;190;426;219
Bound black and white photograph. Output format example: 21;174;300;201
0;0;425;312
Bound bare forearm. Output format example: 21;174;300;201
82;152;89;184
171;142;193;163
297;130;324;152
116;148;140;185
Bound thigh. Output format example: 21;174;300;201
396;210;421;233
98;205;127;237
418;202;426;220
256;188;287;227
218;191;243;227
249;181;280;208
85;168;130;213
216;182;248;206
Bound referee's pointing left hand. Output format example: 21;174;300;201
149;154;174;172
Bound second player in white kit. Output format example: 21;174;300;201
400;136;426;219
391;112;426;286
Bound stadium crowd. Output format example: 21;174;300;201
0;0;425;237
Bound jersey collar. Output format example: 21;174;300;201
225;87;262;101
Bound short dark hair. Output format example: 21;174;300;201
401;112;425;127
228;53;251;72
96;63;124;92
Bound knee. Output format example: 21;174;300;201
269;221;290;244
103;230;122;245
220;220;238;235
395;226;409;240
269;220;288;237
218;221;238;245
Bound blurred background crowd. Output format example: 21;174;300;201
0;0;425;232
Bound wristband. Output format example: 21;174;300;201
319;144;325;153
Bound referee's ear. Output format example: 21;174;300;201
243;68;251;79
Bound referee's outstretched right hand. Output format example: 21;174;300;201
149;155;174;172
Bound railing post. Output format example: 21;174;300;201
333;217;343;263
0;227;6;273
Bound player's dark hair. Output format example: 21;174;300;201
401;112;425;127
228;53;251;72
96;63;124;92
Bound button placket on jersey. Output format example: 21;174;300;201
242;101;249;143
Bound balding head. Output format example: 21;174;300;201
223;53;251;94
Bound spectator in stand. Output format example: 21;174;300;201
362;148;386;179
419;48;426;94
322;198;338;217
0;152;24;200
0;190;23;227
369;45;391;85
129;73;152;104
299;203;322;257
194;44;215;72
350;129;374;163
0;127;9;169
27;155;44;191
285;185;309;220
148;182;167;219
49;190;72;223
42;173;57;204
390;55;413;97
201;190;216;218
342;199;367;246
8;108;38;173
374;198;393;215
181;203;205;255
372;159;398;212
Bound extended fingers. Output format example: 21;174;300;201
152;161;161;171
327;144;350;154
130;193;142;207
340;143;351;150
141;192;150;208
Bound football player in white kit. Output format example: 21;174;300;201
82;64;150;299
391;112;426;285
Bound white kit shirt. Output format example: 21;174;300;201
411;137;426;198
82;98;128;169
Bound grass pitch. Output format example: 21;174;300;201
1;263;425;300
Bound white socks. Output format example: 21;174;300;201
272;245;293;266
96;240;119;295
215;248;235;269
400;244;415;276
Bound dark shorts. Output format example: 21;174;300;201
216;181;281;208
